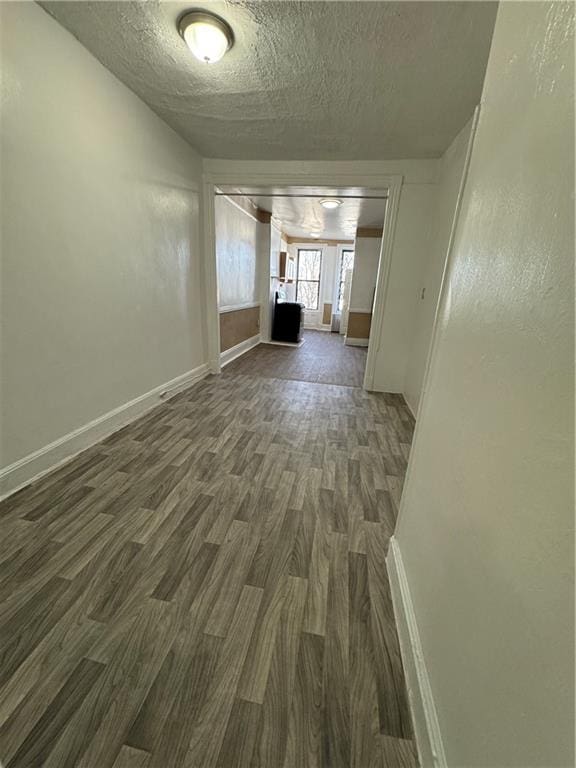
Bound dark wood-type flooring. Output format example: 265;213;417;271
226;330;367;388
0;337;417;768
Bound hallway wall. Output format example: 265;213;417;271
394;2;574;766
0;3;206;491
403;118;473;414
371;184;436;392
215;195;260;352
215;195;259;310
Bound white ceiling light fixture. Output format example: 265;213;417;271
178;10;234;64
319;198;342;210
310;233;321;238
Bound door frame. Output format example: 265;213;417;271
201;167;403;388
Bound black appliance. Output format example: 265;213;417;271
272;292;304;343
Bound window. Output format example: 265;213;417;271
337;249;355;311
296;249;322;310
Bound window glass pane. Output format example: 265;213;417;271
297;250;322;281
297;281;320;310
296;249;322;310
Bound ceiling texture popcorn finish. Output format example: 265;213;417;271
242;194;387;240
40;1;497;160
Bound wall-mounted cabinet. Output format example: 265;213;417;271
279;251;296;282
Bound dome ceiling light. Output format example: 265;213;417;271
320;198;342;210
178;10;234;64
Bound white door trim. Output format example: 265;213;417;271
201;179;221;374
201;167;403;389
363;184;402;390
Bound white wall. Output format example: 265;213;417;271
215;195;258;309
0;3;206;487
349;236;381;311
395;3;574;766
403;119;473;414
371;184;436;392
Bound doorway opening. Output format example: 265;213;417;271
211;186;388;390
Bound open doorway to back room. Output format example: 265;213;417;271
212;186;387;389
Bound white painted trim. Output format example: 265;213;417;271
220;334;260;367
203;160;432;187
219;302;260;314
262;339;305;348
217;193;259;222
0;363;210;500
201;180;221;374
386;537;447;768
202;165;403;393
258;221;273;343
364;179;403;390
344;336;369;347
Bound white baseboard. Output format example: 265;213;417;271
345;336;369;347
220;333;260;368
0;363;210;500
386;537;447;768
263;339;305;348
303;324;326;331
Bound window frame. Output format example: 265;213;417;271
296;248;323;310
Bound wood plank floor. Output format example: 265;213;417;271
0;347;417;767
225;330;368;388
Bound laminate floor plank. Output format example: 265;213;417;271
252;575;308;768
303;516;331;637
284;631;324;768
112;745;151;768
0;331;418;767
366;525;414;740
0;614;103;758
44;598;176;768
349;552;381;768
380;735;420;768
323;532;351;768
6;657;105;768
216;698;262;768
185;585;263;767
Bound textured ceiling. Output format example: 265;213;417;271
244;194;386;239
40;1;497;160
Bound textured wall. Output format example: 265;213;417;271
396;3;574;766
403;119;472;415
0;2;205;469
372;184;436;392
215;196;258;309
